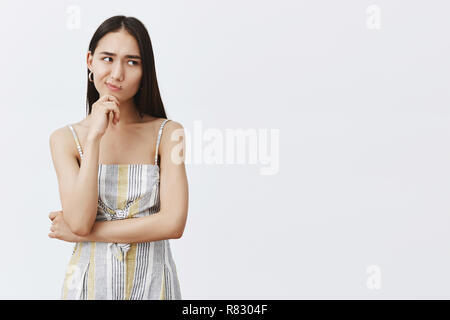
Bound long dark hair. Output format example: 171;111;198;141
86;15;168;119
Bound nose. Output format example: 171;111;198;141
110;60;124;81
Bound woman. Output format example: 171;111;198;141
48;15;188;300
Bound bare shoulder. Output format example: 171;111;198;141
151;118;184;138
49;125;78;159
166;119;183;130
159;119;186;162
162;119;185;142
49;125;70;147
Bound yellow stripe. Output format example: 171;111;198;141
125;243;138;299
87;242;96;299
128;197;140;218
62;242;82;299
117;165;129;210
160;267;165;300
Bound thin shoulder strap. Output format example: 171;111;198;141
154;119;172;165
67;124;84;160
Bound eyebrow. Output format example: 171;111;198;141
98;51;142;60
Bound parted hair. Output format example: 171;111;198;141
86;15;168;119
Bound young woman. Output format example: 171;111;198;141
48;15;188;300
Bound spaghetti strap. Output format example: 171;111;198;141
154;119;172;165
68;120;171;165
67;124;84;160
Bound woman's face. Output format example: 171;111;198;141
87;29;143;102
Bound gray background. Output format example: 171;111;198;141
0;0;449;299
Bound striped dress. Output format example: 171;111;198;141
61;119;181;300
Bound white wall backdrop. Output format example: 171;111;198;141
1;0;449;299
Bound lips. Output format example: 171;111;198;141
106;82;121;90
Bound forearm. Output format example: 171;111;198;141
79;211;180;243
64;135;101;235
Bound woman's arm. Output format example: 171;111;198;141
49;120;189;244
82;212;181;243
49;209;179;243
49;127;101;237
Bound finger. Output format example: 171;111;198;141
103;102;120;114
105;103;120;123
48;232;58;239
103;94;120;106
108;110;115;124
50;210;62;221
100;94;115;102
107;109;119;124
49;211;57;220
104;101;120;113
108;94;120;106
114;106;120;123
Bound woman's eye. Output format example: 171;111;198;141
102;57;139;66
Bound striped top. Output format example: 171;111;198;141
61;119;181;300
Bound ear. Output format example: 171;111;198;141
86;50;93;71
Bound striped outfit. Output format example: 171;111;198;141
61;119;181;300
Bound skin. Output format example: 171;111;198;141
49;29;189;243
87;28;144;127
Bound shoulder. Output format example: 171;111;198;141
49;125;70;146
161;119;185;142
49;125;77;158
151;118;184;138
159;119;186;152
158;120;186;167
163;119;183;132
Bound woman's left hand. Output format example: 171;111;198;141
48;210;85;242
